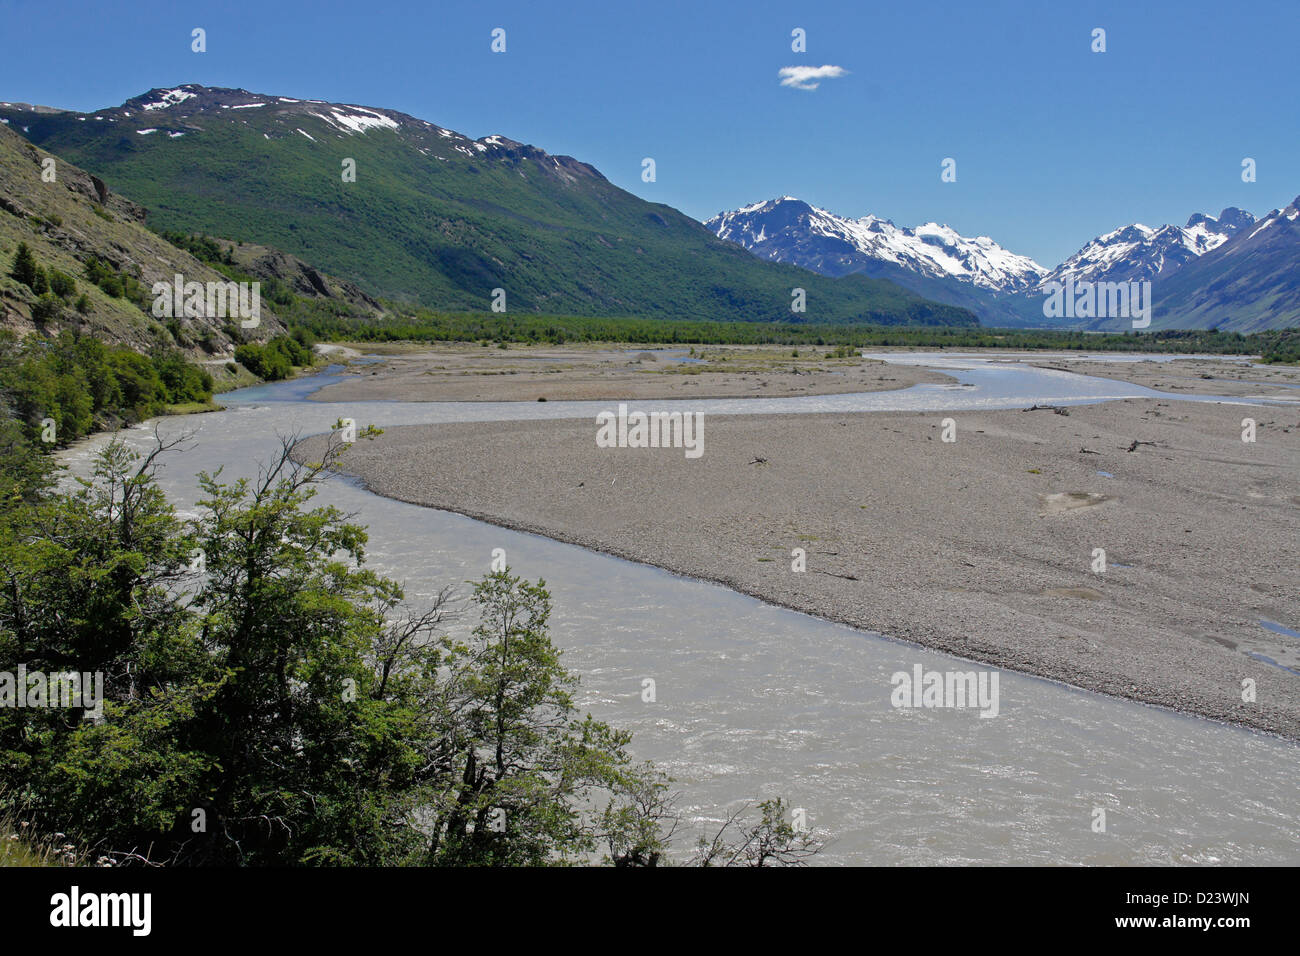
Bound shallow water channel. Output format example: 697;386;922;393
62;353;1300;865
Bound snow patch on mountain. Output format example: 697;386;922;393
141;88;198;111
320;107;399;134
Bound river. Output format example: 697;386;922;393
61;352;1300;865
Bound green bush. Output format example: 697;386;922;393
1260;331;1300;364
47;269;76;299
0;331;215;448
83;257;139;301
235;335;311;381
235;343;277;380
30;294;62;324
154;350;213;403
105;349;167;416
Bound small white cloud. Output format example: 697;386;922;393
778;64;848;91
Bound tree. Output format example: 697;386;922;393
9;242;37;289
692;798;823;867
4;347;93;441
0;431;809;867
105;349;167;417
0;434;206;858
0;415;54;505
423;569;673;866
154;350;213;404
599;760;678;866
182;433;435;864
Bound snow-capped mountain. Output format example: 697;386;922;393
1038;208;1256;289
707;197;1046;294
1152;197;1300;332
706;197;1290;330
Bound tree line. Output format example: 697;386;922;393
292;308;1300;363
0;330;213;462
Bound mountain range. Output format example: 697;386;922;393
707;197;1046;326
707;197;1298;331
0;86;974;329
709;198;1046;293
1037;209;1254;288
3;84;1294;334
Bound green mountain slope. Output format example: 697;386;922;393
0;120;290;351
0;86;975;327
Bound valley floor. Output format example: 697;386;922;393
306;342;954;402
295;353;1300;739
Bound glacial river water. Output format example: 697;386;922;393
62;353;1300;865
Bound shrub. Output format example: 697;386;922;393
47;269;76;299
30;294;62;324
234;336;313;381
235;342;290;380
154;350;213;404
83;257;137;299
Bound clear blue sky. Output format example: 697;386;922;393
2;0;1296;266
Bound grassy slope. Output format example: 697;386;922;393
0;122;287;350
4;95;976;327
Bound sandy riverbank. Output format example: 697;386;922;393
296;393;1300;740
1020;356;1300;399
305;343;954;402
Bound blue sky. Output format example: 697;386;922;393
2;0;1296;265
